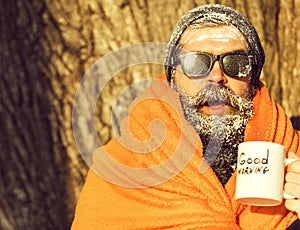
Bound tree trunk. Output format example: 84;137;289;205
1;0;300;229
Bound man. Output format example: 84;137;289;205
72;4;300;229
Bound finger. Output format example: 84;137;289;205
287;160;300;173
286;172;300;184
285;182;300;198
287;151;300;160
285;199;300;213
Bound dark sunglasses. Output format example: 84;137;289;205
174;52;252;79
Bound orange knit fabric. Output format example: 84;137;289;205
72;76;299;230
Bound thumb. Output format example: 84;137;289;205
287;151;300;160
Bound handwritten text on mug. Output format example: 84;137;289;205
238;149;270;175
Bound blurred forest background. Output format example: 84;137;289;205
2;0;300;229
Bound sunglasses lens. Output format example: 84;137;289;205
179;52;251;78
222;54;251;78
180;53;211;78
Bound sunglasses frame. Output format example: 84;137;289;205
173;51;252;79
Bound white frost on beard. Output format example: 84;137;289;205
172;83;255;185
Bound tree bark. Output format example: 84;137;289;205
0;1;82;229
1;0;300;229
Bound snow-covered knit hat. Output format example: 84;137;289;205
164;4;265;87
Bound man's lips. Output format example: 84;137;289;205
205;100;226;107
201;100;226;115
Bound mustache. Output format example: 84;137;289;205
187;85;253;113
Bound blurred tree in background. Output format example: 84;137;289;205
1;0;300;229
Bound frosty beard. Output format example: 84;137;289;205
172;83;255;185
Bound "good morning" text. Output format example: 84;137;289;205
237;150;270;175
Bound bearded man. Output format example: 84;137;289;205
72;4;300;229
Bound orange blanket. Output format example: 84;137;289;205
72;76;300;229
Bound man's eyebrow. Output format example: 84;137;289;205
228;49;248;53
178;49;248;54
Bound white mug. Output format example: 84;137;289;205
235;141;295;206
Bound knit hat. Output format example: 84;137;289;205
164;4;265;87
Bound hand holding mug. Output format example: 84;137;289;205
284;151;300;218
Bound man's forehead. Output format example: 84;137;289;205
179;25;247;45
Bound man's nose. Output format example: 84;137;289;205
207;61;227;85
